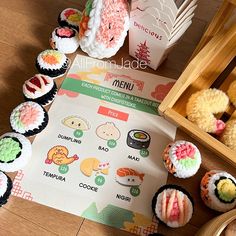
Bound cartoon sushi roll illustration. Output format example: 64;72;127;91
116;167;145;197
127;130;151;156
62;116;90;138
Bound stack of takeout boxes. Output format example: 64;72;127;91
129;0;198;70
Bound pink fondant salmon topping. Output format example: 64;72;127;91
19;104;40;126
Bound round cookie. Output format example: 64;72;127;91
50;27;80;54
10;101;49;137
0;171;12;207
162;140;201;178
0;132;32;172
23;74;57;106
152;184;194;228
79;0;129;59
35;49;69;78
200;170;236;212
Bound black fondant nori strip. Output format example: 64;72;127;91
35;59;69;78
24;83;58;106
0;175;13;207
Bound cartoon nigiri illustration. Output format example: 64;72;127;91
116;168;145;187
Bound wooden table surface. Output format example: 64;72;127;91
1;0;235;235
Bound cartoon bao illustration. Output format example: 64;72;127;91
116;167;145;197
45;145;79;174
62;116;90;138
127;130;151;157
96;122;120;148
80;158;110;186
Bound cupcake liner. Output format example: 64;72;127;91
0;133;32;172
35;58;69;78
0;176;12;207
24;82;58;106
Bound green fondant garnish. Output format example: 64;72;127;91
179;157;198;168
85;0;93;16
0;137;21;163
217;179;236;202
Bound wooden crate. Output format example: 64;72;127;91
159;24;236;167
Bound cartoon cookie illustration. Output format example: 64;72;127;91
62;116;90;131
80;158;110;177
45;145;79;165
116;168;144;187
96;122;120;141
127;130;151;150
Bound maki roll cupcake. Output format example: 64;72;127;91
0;133;32;172
23;74;57;106
58;8;82;31
0;172;12;207
152;184;194;228
200;170;236;212
36;49;69;78
79;0;129;59
50;26;80;54
162;141;201;178
10;101;49;137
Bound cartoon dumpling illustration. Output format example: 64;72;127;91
45;145;79;165
96;122;120;141
62;116;90;131
80;158;110;177
116;168;144;187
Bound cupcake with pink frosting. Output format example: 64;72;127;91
10;101;48;137
162;140;201;178
50;26;80;54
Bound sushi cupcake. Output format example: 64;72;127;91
0;172;12;207
162;141;201;178
58;8;82;31
200;170;236;212
23;74;57;106
50;26;80;54
152;184;194;228
0;133;32;172
79;0;129;59
10;101;49;137
35;49;69;78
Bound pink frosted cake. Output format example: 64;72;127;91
50;27;80;54
162;141;201;178
79;0;129;58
